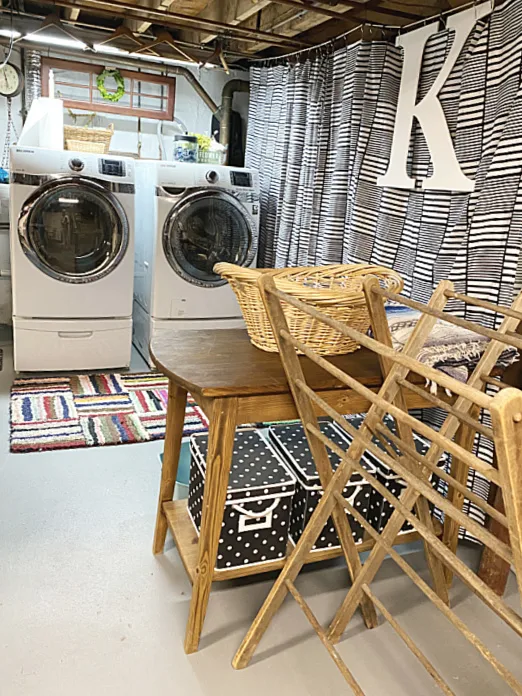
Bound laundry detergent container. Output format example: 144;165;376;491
268;422;375;551
188;428;295;570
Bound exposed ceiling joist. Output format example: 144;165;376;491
126;0;209;36
8;0;478;63
268;1;364;26
243;0;446;56
198;0;273;45
40;0;314;47
324;0;428;18
65;6;80;21
233;1;354;54
0;6;257;63
178;0;359;48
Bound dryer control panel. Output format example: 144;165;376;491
230;170;252;187
157;162;258;192
99;159;126;177
9;147;134;184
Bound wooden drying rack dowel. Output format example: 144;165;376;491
372;286;522;352
290;340;500;485
396;378;494;439
233;274;522;696
299;380;506;528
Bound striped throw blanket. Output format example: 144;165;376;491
385;305;518;388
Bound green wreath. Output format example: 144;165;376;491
96;69;125;103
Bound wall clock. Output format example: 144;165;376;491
0;62;24;98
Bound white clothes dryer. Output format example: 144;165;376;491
10;146;135;371
133;161;259;363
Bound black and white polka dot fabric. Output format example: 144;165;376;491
188;428;296;570
337;414;450;534
268;422;376;551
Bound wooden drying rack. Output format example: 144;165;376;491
232;275;522;694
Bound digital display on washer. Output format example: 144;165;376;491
230;171;252;187
99;159;126;177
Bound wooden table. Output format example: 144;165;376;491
151;328;438;654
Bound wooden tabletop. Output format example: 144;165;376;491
151;328;398;398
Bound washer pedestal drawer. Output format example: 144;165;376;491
13;316;132;372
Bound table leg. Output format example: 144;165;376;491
184;396;238;654
153;381;188;555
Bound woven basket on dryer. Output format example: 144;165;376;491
214;263;404;356
64;124;114;154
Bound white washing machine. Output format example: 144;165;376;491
10;146;135;371
133;161;259;363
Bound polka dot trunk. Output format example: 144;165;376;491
341;414;450;535
269;422;376;551
188;429;296;570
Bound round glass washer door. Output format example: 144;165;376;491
18;177;129;283
163;189;255;288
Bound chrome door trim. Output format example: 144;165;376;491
18;176;130;284
156;186;187;198
162;188;257;288
11;172;134;194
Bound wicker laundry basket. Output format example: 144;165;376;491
214;263;404;355
64;124;114;154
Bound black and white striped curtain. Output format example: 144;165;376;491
246;0;522;541
247;0;522;312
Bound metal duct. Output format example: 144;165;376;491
219;79;249;164
24;50;41;113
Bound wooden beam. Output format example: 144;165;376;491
65;6;80;21
193;0;273;46
44;0;313;48
127;0;209;35
236;0;355;54
268;0;364;26
246;0;446;57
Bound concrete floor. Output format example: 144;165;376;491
1;340;521;696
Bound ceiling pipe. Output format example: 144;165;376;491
219;79;250;164
0;7;255;60
182;67;219;115
37;0;313;48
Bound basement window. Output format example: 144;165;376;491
41;57;175;120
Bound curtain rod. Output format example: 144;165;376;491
249;0;494;64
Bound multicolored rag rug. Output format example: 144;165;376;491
10;372;209;453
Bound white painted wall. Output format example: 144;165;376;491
0;50;249;163
62;63;249;161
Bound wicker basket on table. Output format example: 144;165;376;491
64;124;114;154
214;263;404;355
